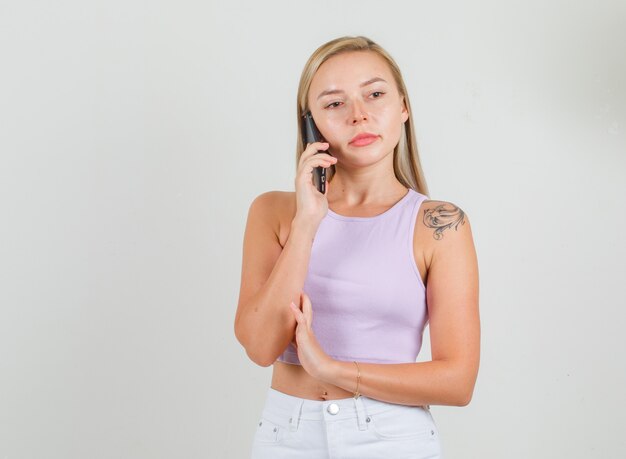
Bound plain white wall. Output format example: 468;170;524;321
1;1;624;458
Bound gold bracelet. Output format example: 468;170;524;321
353;361;361;399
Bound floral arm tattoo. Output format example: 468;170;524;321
423;203;466;240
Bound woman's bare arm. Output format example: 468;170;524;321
234;191;317;367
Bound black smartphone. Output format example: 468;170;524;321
302;111;329;194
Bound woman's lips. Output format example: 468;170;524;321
350;135;379;147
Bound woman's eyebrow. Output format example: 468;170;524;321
316;77;387;100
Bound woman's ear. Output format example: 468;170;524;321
400;97;409;123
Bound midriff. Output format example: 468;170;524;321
271;360;355;401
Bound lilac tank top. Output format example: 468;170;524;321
276;188;429;365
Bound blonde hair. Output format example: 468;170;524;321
295;35;429;196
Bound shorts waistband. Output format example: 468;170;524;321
262;387;429;425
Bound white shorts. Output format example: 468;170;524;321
250;387;442;458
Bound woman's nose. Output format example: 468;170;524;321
352;113;367;124
350;101;368;124
351;109;368;124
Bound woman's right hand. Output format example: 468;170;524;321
294;141;337;227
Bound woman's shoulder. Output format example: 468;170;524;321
249;190;295;209
415;197;472;243
248;191;296;246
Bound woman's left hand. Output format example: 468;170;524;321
289;292;335;381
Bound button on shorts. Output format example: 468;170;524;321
250;387;442;458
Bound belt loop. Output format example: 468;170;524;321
289;399;304;432
353;396;368;431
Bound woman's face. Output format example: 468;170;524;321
307;51;409;166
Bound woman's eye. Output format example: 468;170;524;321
325;92;384;109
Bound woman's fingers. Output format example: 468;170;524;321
305;155;336;169
301;141;329;159
299;142;334;167
293;142;336;224
295;156;337;187
290;293;313;331
304;156;337;173
299;160;335;179
290;302;302;323
301;292;313;329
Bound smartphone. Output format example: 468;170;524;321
302;111;329;194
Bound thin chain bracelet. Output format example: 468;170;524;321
353;361;361;399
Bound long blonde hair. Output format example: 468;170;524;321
295;36;429;196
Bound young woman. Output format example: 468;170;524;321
235;35;480;459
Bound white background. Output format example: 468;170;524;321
1;1;625;458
